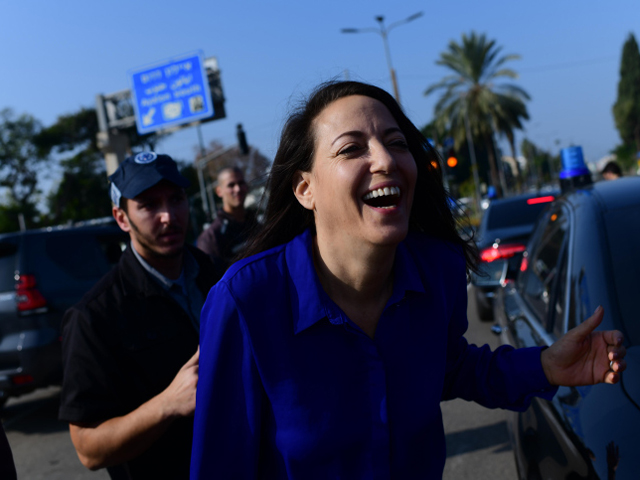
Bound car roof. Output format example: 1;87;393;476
0;218;122;241
561;176;640;212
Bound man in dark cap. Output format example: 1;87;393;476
59;152;218;479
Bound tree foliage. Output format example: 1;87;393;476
34;107;100;154
612;33;640;169
0;201;41;233
46;150;111;224
520;138;559;189
425;32;529;196
37;107;170;225
0;108;48;211
35;108;111;224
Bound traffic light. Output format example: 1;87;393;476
236;123;249;155
445;148;458;170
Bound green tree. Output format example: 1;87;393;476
0;200;42;233
425;32;529;197
35;107;99;154
36;108;110;224
612;33;640;170
46;150;111;223
37;107;169;224
494;102;528;192
520;138;559;189
0;108;48;217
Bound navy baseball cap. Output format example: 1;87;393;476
109;152;190;206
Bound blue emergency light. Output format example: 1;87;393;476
559;146;593;193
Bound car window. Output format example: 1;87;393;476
0;240;18;292
45;232;124;279
486;197;554;230
551;246;569;338
604;204;640;346
23;229;127;293
521;207;569;325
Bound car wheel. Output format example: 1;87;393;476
474;289;494;321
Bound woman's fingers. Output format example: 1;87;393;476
182;347;200;370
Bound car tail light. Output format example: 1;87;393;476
526;195;555;205
480;243;526;263
11;374;34;385
15;274;47;313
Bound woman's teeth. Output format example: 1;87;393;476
363;186;400;201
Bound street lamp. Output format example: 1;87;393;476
341;12;423;105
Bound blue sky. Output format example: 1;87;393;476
2;0;638;195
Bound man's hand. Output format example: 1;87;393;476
541;306;627;386
159;347;199;418
70;347;200;470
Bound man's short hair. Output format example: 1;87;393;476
216;166;245;187
601;161;622;177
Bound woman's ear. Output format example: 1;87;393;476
293;171;315;211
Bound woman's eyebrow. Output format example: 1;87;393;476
330;127;404;147
331;130;364;146
384;127;404;136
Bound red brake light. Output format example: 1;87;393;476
480;243;527;263
15;274;47;312
16;274;37;289
520;256;529;272
11;374;34;385
527;195;555;205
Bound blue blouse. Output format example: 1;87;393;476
191;229;556;479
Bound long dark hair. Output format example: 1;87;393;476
242;80;478;272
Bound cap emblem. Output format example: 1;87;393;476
134;152;158;164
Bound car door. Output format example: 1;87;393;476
501;204;597;479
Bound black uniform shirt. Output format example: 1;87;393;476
58;243;218;479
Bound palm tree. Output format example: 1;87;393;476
425;32;529;196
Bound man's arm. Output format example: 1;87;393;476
69;348;199;470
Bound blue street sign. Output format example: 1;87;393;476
128;51;214;135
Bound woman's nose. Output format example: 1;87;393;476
370;144;397;173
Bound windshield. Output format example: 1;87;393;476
605;204;640;346
486;197;554;230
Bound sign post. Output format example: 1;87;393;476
129;51;214;135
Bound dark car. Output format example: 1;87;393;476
471;190;558;320
492;176;640;479
0;220;128;406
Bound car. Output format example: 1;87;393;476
470;189;559;320
491;175;640;480
0;219;128;406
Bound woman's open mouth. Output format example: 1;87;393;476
362;187;401;209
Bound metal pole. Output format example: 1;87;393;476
196;123;211;219
492;132;509;196
376;17;400;104
464;107;483;215
342;13;421;107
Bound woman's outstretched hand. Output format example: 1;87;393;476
541;306;627;386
